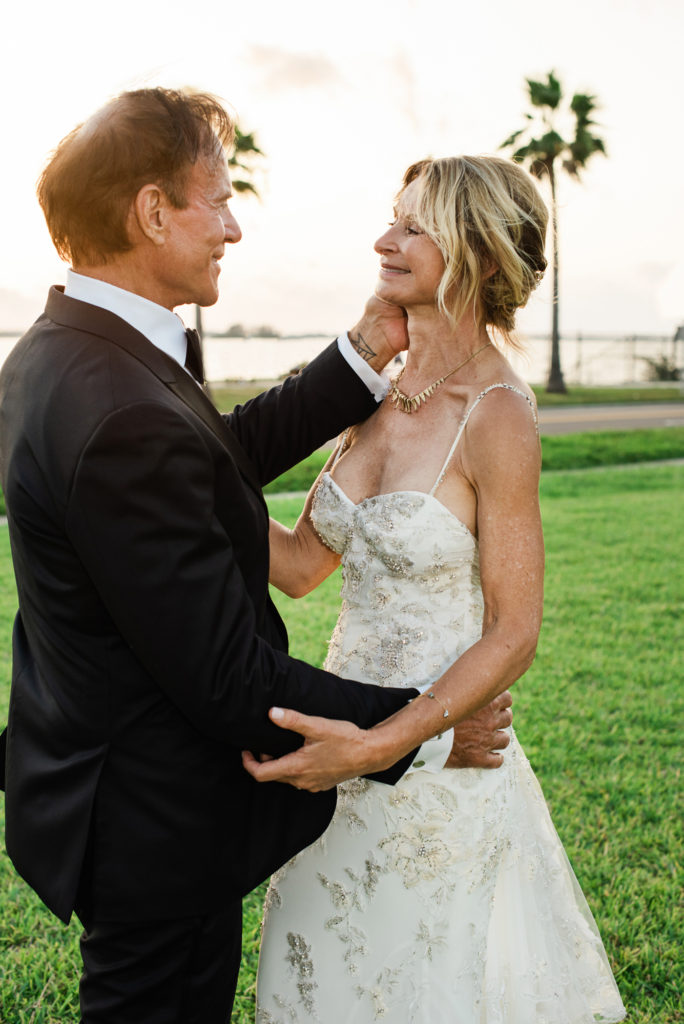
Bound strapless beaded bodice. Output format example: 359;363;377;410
310;473;485;689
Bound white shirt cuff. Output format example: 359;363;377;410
337;333;390;403
404;682;453;774
406;729;453;774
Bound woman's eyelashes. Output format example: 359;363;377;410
387;219;423;235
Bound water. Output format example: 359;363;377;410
0;332;677;387
504;334;677;387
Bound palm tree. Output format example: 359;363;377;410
195;126;265;340
500;72;606;393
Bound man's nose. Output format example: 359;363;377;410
224;210;242;244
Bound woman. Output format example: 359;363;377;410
253;156;626;1022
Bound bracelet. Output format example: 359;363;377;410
421;690;450;719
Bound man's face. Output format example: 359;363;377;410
159;153;241;309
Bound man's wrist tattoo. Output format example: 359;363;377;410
350;332;376;363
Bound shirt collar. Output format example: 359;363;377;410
65;269;188;367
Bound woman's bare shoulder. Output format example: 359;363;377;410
460;379;541;486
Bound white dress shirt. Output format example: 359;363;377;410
64;270;452;773
65;270;189;368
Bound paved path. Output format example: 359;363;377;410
538;402;684;434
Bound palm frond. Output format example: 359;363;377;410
569;128;607;169
233;128;265;157
570;92;599;121
231;179;260;196
227;124;266;200
499;128;525;149
526;70;562;109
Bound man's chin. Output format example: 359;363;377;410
187;289;220;309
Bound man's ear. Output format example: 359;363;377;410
132;184;167;246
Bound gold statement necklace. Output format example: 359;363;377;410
388;341;492;413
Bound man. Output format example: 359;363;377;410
0;88;511;1022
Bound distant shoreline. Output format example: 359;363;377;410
1;331;678;388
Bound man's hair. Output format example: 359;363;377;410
37;87;235;266
400;155;548;349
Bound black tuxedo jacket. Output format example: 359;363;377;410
0;288;417;924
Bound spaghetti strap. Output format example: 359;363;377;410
330;429;350;471
429;383;538;496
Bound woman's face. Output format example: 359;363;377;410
374;179;445;310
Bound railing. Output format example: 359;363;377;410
511;332;682;387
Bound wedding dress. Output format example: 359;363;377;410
256;384;626;1024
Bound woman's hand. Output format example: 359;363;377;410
241;708;380;792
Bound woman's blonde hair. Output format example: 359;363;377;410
401;156;548;347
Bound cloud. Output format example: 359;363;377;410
387;50;420;136
247;45;343;92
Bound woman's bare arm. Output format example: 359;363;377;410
268;445;343;598
244;389;544;789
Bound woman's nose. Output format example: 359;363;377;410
374;228;396;254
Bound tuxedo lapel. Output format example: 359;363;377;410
163;367;266;503
44;287;265;501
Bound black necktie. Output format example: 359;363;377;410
184;328;205;385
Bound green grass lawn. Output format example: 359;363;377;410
1;464;682;1022
530;384;682;405
210;380;683;415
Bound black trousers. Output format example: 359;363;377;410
78;903;243;1024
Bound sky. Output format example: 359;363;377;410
1;0;682;338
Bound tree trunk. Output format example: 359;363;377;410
546;165;567;393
